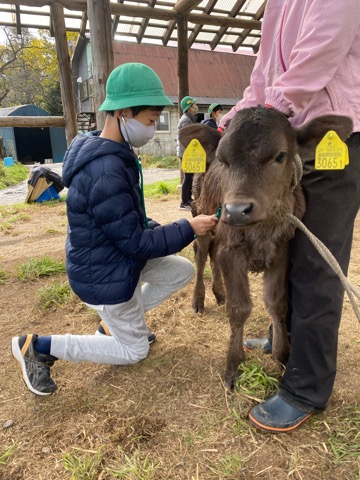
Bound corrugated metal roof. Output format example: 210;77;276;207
0;104;50;116
113;42;256;104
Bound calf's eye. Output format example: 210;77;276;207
217;157;228;166
275;152;287;164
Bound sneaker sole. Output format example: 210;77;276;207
11;337;53;396
248;410;312;433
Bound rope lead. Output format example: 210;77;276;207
288;213;360;323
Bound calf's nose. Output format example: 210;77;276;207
223;202;254;226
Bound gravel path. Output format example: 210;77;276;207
0;163;180;207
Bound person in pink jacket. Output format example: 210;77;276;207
219;0;360;433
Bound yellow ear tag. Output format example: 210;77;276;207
315;130;349;170
182;139;206;173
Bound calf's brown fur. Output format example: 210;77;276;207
179;106;353;388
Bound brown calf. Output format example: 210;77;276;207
179;106;353;388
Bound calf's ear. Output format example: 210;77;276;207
179;124;222;167
296;115;353;159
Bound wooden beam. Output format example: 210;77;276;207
188;0;216;48
0;116;65;127
137;0;156;43
111;0;124;39
232;2;265;52
15;5;21;34
87;0;114;130
79;11;88;37
174;0;202;16
50;2;78;144
163;20;177;46
210;0;246;51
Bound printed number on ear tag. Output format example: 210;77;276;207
182;139;206;173
315;130;349;170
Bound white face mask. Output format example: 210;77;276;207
191;105;199;115
119;116;156;148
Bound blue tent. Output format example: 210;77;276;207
0;104;67;164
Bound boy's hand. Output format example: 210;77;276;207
189;214;219;237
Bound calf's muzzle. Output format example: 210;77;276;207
223;202;255;226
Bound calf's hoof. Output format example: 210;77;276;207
192;300;205;314
214;293;225;305
224;367;240;391
272;347;290;366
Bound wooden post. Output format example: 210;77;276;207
177;15;189;183
87;0;114;130
177;15;189;119
50;2;78;145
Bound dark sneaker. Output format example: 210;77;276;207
96;320;156;345
12;334;57;396
179;203;191;211
243;337;272;354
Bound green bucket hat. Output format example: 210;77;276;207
99;63;173;111
180;96;197;112
208;103;223;114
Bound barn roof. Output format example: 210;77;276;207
112;42;256;105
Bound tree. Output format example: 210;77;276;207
0;27;78;113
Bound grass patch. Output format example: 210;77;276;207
207;453;246;478
0;205;30;230
106;450;159;479
0;443;16;466
144;178;180;198
235;360;279;397
140;154;178;169
17;256;66;281
36;196;66;206
0;211;30;232
36;280;74;310
63;450;103;480
325;406;360;468
0;268;9;284
0;162;28;190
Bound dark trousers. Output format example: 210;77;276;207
279;133;360;412
181;172;194;205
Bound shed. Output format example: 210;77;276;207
72;39;256;156
0;105;67;164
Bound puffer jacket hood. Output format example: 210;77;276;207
62;133;133;188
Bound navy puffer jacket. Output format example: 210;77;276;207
62;134;195;305
201;118;218;129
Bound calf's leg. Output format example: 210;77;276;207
221;254;252;388
209;241;225;305
192;236;211;313
263;254;291;365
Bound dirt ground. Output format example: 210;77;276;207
0;193;359;480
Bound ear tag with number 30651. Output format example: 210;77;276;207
182;139;207;173
315;130;349;170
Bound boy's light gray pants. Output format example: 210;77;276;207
50;255;194;364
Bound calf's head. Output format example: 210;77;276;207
179;106;353;226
